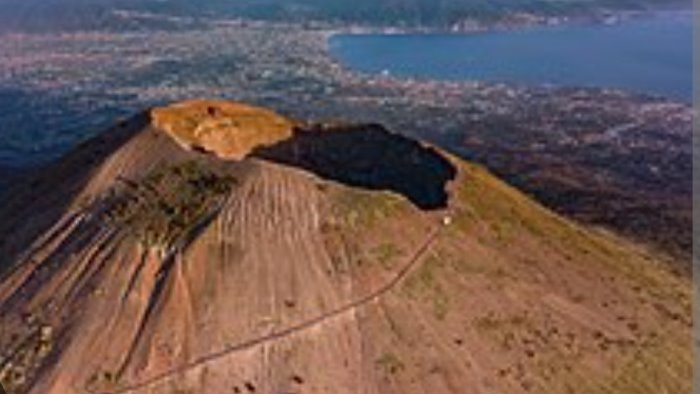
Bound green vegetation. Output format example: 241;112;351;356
436;246;491;277
402;256;450;320
87;369;120;390
331;188;405;229
371;242;401;269
133;0;673;28
585;335;692;394
376;352;404;375
473;312;529;333
456;163;645;272
0;323;54;394
104;160;236;249
432;291;449;321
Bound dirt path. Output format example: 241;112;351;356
86;221;444;394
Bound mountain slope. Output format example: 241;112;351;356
0;100;690;394
0;0;689;32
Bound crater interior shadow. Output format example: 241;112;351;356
252;123;457;210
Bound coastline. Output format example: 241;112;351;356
323;7;693;37
323;8;692;103
0;13;692;260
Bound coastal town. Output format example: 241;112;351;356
0;14;693;258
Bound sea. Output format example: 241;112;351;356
330;10;692;101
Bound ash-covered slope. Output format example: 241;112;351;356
0;100;690;394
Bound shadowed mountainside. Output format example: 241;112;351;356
253;123;457;209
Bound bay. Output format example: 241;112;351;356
330;11;693;101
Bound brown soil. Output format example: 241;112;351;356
151;99;295;160
0;100;690;394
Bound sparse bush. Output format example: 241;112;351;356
376;352;404;375
0;322;54;394
103;160;236;249
372;242;400;269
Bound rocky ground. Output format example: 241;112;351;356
0;101;691;394
0;17;692;263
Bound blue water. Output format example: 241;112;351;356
330;11;692;101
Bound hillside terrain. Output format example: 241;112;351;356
0;13;691;262
0;0;689;32
0;100;691;394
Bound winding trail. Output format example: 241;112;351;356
88;220;444;394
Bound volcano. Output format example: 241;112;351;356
0;100;690;394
